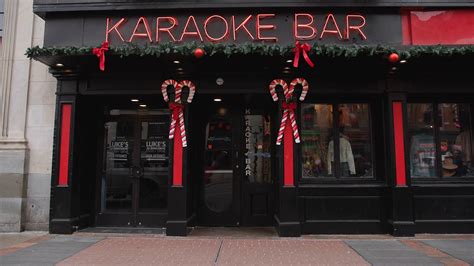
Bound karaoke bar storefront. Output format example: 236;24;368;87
32;2;474;236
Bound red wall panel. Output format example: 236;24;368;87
403;9;474;45
393;102;407;186
58;104;72;186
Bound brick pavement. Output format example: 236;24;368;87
1;231;473;265
218;239;369;265
58;238;221;265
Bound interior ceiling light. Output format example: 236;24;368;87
131;99;139;102
139;104;147;107
392;67;397;71
400;60;407;64
55;63;64;67
286;59;293;63
173;60;180;64
213;98;222;102
177;67;183;71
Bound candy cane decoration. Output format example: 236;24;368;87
178;80;196;103
290;78;309;101
161;79;178;102
269;79;287;102
270;78;309;145
161;79;196;148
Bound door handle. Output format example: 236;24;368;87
131;166;143;179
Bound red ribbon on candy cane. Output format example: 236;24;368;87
92;42;109;71
161;79;196;148
279;101;299;145
293;41;314;68
269;78;310;145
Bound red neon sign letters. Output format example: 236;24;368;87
106;13;368;44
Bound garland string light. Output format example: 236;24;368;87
26;42;474;60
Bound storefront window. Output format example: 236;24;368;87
408;103;474;179
301;103;373;179
407;104;436;177
338;104;372;177
439;103;473;177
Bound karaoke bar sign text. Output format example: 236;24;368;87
105;13;368;44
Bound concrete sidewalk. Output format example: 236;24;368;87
1;230;473;265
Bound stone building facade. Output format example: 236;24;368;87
0;0;55;232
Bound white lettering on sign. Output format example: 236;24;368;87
244;108;252;177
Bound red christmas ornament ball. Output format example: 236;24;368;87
194;48;205;58
388;53;400;63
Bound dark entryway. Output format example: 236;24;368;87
194;95;276;226
95;108;170;227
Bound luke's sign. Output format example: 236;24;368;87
105;13;368;44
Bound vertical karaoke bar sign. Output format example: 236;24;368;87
244;109;252;179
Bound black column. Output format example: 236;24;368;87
166;99;193;236
49;69;83;234
274;100;301;237
386;87;415;236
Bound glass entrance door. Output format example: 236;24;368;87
200;107;241;226
241;109;275;226
97;110;169;227
198;99;275;226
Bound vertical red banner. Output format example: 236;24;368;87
173;127;183;186
283;119;294;187
393;102;407;186
58;104;72;186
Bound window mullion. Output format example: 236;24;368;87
334;103;341;179
433;102;443;179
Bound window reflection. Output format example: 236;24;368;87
337;104;372;177
408;103;473;178
139;120;169;211
103;121;134;212
301;104;333;178
204;112;233;213
244;115;272;183
408;104;436;177
438;103;473;177
302;103;373;179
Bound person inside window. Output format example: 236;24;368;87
442;152;458;177
438;104;473;177
327;126;356;176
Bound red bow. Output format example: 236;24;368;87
169;102;183;120
282;101;297;111
293;41;314;68
277;101;300;145
92;42;109;71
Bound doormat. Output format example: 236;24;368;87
78;227;165;235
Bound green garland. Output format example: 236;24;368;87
25;42;474;59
